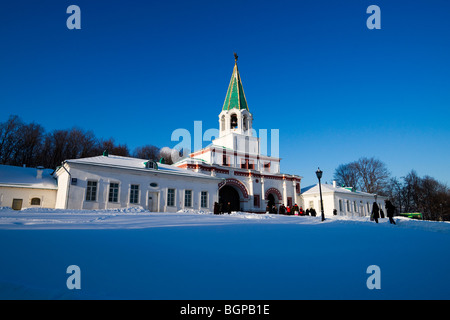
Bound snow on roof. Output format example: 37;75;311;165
63;155;223;180
301;183;384;198
0;165;57;190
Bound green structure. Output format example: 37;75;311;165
222;53;249;111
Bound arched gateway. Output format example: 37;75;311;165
218;178;249;212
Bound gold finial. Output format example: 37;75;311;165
234;52;238;62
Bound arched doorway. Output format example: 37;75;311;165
267;194;275;209
219;185;241;212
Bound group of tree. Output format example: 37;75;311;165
0;115;173;170
334;157;450;221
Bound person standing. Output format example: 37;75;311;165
371;202;380;223
227;202;232;214
385;200;397;225
214;202;219;215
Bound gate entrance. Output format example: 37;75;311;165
219;185;241;212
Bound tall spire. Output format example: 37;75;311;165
222;53;249;111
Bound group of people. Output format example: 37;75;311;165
265;203;318;216
213;202;232;215
214;199;398;224
371;199;397;224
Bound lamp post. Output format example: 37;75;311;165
316;167;325;222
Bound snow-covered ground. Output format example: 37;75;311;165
0;207;449;300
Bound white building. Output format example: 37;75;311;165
301;181;387;218
0;164;57;210
175;56;302;212
53;154;223;212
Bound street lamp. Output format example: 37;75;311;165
316;167;325;221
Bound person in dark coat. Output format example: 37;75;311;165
219;202;224;214
214;202;219;215
371;202;380;223
385;200;397;225
227;202;232;214
279;204;286;215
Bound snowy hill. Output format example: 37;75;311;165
0;207;449;300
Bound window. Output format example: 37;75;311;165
240;159;254;170
230;114;238;129
354;201;357;212
201;191;208;208
86;181;97;201
167;188;175;207
31;198;41;206
264;162;271;172
287;197;292;207
109;183;119;203
184;190;192;207
253;194;260;208
347;200;350;212
223;155;230;166
130;185;139;204
339;199;343;212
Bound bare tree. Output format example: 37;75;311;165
333;162;359;189
12;122;45;167
355;157;390;194
133;145;160;160
97;138;130;157
0;115;22;164
334;157;390;194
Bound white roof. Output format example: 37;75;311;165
62;155;223;181
301;183;385;198
0;165;57;190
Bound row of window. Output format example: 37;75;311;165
167;189;208;208
338;199;383;214
221;155;270;171
85;181;209;208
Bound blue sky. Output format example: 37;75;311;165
1;0;449;187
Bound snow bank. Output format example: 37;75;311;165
0;207;449;233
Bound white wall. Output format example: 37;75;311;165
0;186;57;210
55;163;220;212
301;191;387;218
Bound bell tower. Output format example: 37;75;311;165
219;53;253;137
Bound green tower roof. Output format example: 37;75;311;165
222;54;249;111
